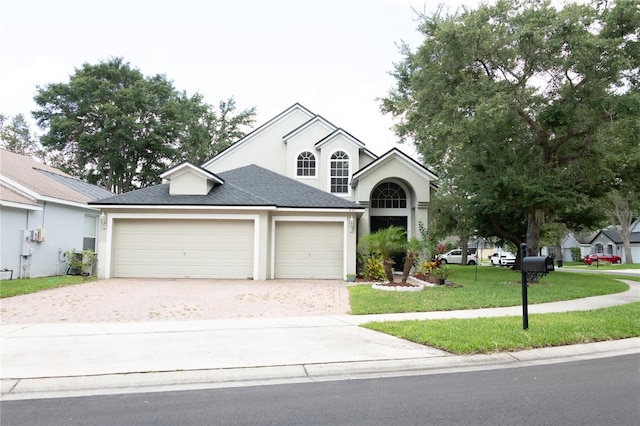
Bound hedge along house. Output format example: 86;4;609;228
90;104;437;280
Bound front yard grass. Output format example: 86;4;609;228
348;266;634;315
0;275;97;298
362;302;640;354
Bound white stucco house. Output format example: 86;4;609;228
91;104;438;280
0;149;114;279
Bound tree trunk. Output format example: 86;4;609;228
401;254;417;283
526;209;545;256
383;259;395;283
460;238;469;265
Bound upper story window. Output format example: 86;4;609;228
371;182;407;208
330;151;349;194
297;151;316;177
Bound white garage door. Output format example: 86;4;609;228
113;219;254;279
275;221;343;279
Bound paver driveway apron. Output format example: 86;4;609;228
0;278;352;324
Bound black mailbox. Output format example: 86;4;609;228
522;256;554;274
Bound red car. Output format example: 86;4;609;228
583;253;622;265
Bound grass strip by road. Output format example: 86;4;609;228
349;266;633;315
362;302;640;354
0;275;97;298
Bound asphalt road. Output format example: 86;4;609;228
2;354;638;426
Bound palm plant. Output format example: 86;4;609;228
400;237;427;283
357;226;406;283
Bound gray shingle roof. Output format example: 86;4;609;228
90;164;362;209
36;169;114;201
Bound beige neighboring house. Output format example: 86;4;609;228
0;149;113;278
91;104;438;280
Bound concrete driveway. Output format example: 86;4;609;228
0;278;352;324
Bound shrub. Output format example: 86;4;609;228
570;247;582;262
360;253;386;281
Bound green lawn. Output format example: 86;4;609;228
561;262;640;270
349;266;633;315
363;302;640;354
0;275;96;298
353;266;639;354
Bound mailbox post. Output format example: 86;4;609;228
520;246;556;330
520;243;528;330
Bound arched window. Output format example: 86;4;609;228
330;151;349;193
297;151;316;177
371;182;407;208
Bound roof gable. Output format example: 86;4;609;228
315;128;366;150
282;115;337;143
201;103;315;169
351;148;438;187
160;162;224;196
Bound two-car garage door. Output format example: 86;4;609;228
113;219;254;279
111;219;344;280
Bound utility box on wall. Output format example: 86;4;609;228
31;228;46;242
20;230;32;256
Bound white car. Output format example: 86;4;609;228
490;252;516;267
438;249;478;265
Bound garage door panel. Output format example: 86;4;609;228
275;222;343;279
113;219;253;279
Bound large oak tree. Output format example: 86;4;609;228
382;0;639;257
33;58;255;193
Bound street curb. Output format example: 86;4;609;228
3;338;638;401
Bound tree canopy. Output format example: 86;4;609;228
381;0;639;256
32;57;256;193
0;114;44;161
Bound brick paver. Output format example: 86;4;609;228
0;279;352;324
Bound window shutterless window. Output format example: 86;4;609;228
330;151;349;193
83;215;97;251
297;151;316;177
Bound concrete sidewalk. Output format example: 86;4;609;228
1;280;639;400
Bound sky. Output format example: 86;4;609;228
0;0;479;159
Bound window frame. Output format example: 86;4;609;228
329;150;350;195
83;215;98;252
370;182;407;209
296;151;317;178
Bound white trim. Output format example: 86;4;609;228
352;148;438;187
283;116;336;142
94;204;276;211
93;204;364;214
270;215;348;279
0;175;41;201
0;201;42;211
39;196;102;210
104;212;260;280
160;162;223;184
1;176;103;210
315;128;365;150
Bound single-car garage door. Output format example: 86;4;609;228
113;219;254;279
275;221;343;279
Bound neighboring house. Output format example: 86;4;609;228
0;149;114;279
588;223;640;264
91;103;438;280
560;232;595;261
